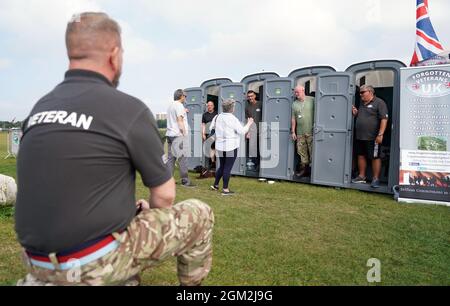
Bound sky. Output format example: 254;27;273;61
0;0;449;121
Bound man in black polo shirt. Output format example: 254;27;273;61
15;12;214;286
245;90;262;170
202;101;218;170
352;85;389;188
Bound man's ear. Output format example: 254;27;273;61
110;46;122;73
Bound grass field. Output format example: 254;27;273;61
0;131;449;285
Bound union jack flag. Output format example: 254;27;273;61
410;0;445;66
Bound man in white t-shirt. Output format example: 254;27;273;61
166;89;196;187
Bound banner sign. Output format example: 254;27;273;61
9;129;22;156
399;65;450;206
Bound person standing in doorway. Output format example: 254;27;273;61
245;90;262;171
291;86;314;178
352;85;389;188
202;101;218;171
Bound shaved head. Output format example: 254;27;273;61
66;12;122;60
66;12;123;87
294;86;306;101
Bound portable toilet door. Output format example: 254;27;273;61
260;77;295;180
184;87;204;171
241;72;280;177
346;60;406;194
311;72;355;188
218;82;247;176
288;66;337;182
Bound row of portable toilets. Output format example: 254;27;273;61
184;60;407;194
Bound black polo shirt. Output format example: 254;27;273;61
202;111;217;135
15;69;172;253
355;97;389;141
202;111;217;125
245;100;263;126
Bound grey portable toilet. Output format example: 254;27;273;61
259;77;295;180
184;87;204;171
218;82;247;176
346;60;406;194
185;79;233;171
239;72;280;177
259;66;336;181
200;78;232;168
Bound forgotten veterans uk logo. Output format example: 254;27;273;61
407;69;450;97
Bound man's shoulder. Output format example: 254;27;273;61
375;96;387;105
113;89;148;110
305;96;315;103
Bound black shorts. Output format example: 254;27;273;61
355;140;381;160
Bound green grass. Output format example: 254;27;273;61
0;131;449;285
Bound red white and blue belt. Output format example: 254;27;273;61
26;234;120;271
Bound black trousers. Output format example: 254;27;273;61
214;149;238;189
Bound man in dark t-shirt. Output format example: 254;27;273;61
351;85;389;189
245;90;262;170
15;12;214;286
202;101;217;170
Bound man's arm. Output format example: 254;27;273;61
291;117;297;141
149;177;176;209
202;123;206;141
376;119;388;144
352;105;358;117
177;116;186;136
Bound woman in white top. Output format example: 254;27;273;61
209;99;253;195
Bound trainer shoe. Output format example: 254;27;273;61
210;185;219;191
371;179;380;189
181;182;197;188
221;190;235;196
351;176;367;184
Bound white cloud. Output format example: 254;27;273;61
119;20;158;65
0;58;12;70
0;0;102;55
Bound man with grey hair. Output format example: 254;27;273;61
166;89;196;187
291;85;315;178
352;85;389;188
15;12;213;286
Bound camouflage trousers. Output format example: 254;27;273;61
17;199;214;286
297;134;313;166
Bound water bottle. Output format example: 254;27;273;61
374;141;379;159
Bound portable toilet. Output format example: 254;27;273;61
237;72;280;177
200;78;232;169
185;78;233;171
300;60;405;194
259;66;336;181
346;60;406;194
